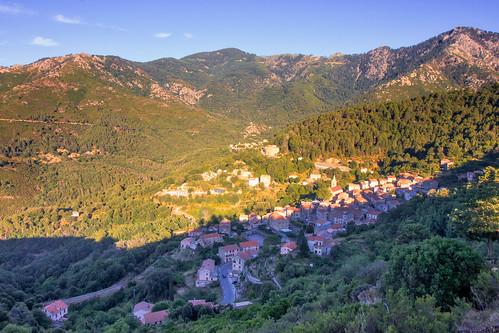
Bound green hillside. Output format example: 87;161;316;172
275;84;499;174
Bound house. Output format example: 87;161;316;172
360;181;370;190
196;259;218;287
207;225;218;233
331;185;343;197
218;244;240;263
387;176;397;183
440;159;454;170
329;212;344;225
366;210;382;220
260;175;271;187
397;179;412;188
199;233;223;248
316;204;329;220
233;301;253;308
240;240;259;253
143;310;169;326
219;219;231;235
343;197;355;206
375;203;389;212
269;212;290;231
248;213;263;228
337;192;349;201
232;251;253;273
248;177;259;187
285;207;302;221
188;299;214;309
133;301;154;322
322;239;337;256
263;145;280;157
300;202;313;220
281;242;297;255
310;172;322;180
347;183;361;192
403;189;417;201
42;300;68;321
387;199;401;210
239;214;249;223
330;224;346;235
355;196;369;207
188;227;203;237
369;179;379;188
180;237;196;250
314;219;331;234
422;179;438;190
307;235;325;255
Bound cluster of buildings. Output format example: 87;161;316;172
194;240;261;288
180;219;233;250
219;241;260;273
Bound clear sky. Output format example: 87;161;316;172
0;0;498;67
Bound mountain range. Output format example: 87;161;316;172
1;26;498;134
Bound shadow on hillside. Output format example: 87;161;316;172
0;235;182;304
432;149;499;188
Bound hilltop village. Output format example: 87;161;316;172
171;163;454;314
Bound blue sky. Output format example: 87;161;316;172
0;0;498;67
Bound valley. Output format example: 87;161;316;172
0;26;498;332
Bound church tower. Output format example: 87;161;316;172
331;175;337;187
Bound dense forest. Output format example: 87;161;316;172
276;84;499;175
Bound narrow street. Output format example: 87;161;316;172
219;262;235;304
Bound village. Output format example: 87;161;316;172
41;155;486;327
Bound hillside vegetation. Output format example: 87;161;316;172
276;83;499;175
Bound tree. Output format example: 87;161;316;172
386;237;482;309
452;167;499;259
296;229;309;257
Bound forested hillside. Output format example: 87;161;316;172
276;84;499;174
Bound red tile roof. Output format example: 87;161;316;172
307;235;325;242
143;310;169;325
270;212;284;219
220;244;239;252
282;241;297;250
331;185;343;192
43;300;68;315
241;240;259;248
238;251;253;261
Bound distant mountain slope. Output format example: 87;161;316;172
136;27;499;126
1;27;498;134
